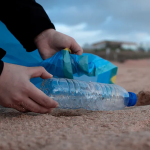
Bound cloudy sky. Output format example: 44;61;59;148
36;0;150;47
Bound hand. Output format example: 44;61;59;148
0;63;58;113
34;29;83;59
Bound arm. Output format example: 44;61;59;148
0;0;82;113
0;0;83;61
0;0;55;75
0;1;58;113
0;0;55;52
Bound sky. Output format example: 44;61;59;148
36;0;150;48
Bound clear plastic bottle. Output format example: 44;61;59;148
40;78;137;111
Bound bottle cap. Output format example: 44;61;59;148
127;92;137;107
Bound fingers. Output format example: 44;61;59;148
28;66;53;79
28;83;58;109
26;66;58;111
11;104;29;113
19;97;53;114
70;38;83;55
11;99;53;114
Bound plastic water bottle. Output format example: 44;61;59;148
40;78;137;111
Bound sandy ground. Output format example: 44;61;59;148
1;59;150;150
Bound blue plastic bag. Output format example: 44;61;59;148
34;50;118;83
0;21;118;89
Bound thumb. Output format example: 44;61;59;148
70;38;83;55
28;66;53;79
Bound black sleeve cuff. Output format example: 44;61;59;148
0;60;4;76
0;48;6;59
0;48;6;75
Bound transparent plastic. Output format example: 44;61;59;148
40;78;130;111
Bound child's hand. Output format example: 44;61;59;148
34;29;83;60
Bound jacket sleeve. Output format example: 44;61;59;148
0;0;55;52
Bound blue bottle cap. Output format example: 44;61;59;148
127;92;137;107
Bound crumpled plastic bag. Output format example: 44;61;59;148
0;21;117;89
29;50;118;87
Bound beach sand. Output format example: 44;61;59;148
1;59;150;150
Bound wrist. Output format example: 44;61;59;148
34;29;55;45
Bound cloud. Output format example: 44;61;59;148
55;23;102;46
36;0;150;46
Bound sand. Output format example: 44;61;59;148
1;59;150;150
